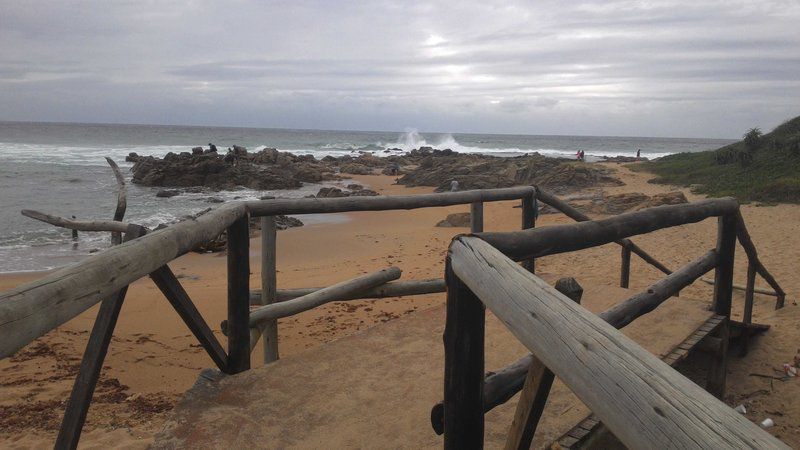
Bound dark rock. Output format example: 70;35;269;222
260;195;276;200
350;189;379;197
156;189;180;198
435;213;472;228
346;184;364;190
192;147;204;155
125;152;140;162
204;197;224;203
340;163;372;175
316;187;347;198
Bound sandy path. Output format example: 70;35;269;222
2;165;799;448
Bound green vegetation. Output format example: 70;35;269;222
632;116;800;203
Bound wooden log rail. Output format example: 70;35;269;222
430;248;719;433
444;235;787;449
251;279;446;304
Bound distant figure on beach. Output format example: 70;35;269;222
450;180;459;191
209;143;218;153
388;162;399;175
637;149;641;158
576;150;585;162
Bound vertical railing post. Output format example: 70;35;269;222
226;215;251;374
470;202;484;233
521;192;536;273
620;244;631;288
260;216;279;364
740;262;757;355
712;214;737;317
443;258;485;450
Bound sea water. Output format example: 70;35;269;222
0;121;734;273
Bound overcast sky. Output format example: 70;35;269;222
1;0;798;138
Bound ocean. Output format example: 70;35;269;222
0;121;734;273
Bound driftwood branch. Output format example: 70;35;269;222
249;267;402;325
105;157;127;245
21;210;132;233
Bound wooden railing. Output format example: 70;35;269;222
441;209;788;448
0;186;788;448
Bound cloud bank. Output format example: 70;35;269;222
1;0;798;137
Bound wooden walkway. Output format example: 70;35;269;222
152;284;714;449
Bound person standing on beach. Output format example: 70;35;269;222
209;143;218;153
451;179;459;191
637;149;641;158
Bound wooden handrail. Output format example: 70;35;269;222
476;197;739;262
446;235;787;449
431;249;719;432
246;186;535;216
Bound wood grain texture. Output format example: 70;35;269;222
246;186;535;216
226;216;251;374
252;279;446;304
449;236;787;450
1;202;245;359
713;214;737;317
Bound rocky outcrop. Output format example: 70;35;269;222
130;148;337;190
435;213;471;228
315;187;379;198
398;153;623;194
192;214;304;253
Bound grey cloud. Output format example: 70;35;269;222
0;0;799;138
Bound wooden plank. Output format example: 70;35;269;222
619;245;631;288
246;186;535;216
55;226;144;450
449;236;787;449
443;258;485;450
260;216;279;364
248;268;401;325
477;197;738;262
504;278;582;450
713;215;737;317
0;202;246;359
226;215;251;374
149;265;227;372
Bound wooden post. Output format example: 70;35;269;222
505;277;583;450
55;226;144;450
470;202;484;233
712;214;737;317
620;244;631;288
706;318;730;399
260;216;279;364
443;258;485;450
521;193;536;273
226;215;250;374
741;262;757;355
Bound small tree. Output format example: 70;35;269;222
743;127;763;154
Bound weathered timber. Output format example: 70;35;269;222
448;236;787;449
251;279;446;304
534;188;672;275
21;209;132;233
713;214;737;317
0;202;245;359
619;245;631;288
226;216;250;374
55;227;143;450
504;278;583;450
741;263;757;355
246;186;535;216
706;318;730;399
735;212;786;309
260;216;279;363
106;157;127;245
249;268;402;326
602;250;718;329
430;251;715;432
699;277;778;296
477;197;739;262
470;202;484;233
521;193;536;272
149;265;227;372
443;257;485;450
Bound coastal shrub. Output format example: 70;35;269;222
752;178;800;203
736;149;753;168
714;147;737;165
743;127;762;154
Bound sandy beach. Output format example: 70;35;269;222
2;165;800;448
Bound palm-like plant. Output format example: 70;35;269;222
743;127;763;154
